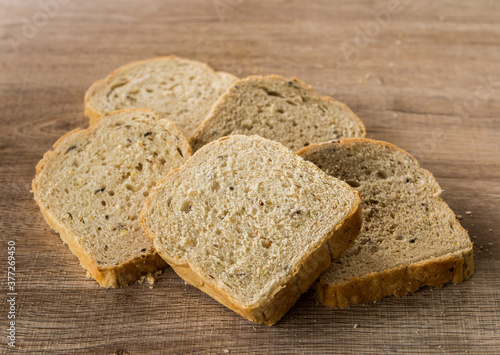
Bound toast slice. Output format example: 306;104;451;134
298;138;473;308
189;75;366;152
33;109;191;288
141;135;362;325
84;56;237;137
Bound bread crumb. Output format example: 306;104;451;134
223;350;229;353
456;215;462;220
137;275;146;284
465;211;472;215
85;271;92;278
146;273;157;285
353;324;358;328
489;228;493;232
488;242;493;246
472;236;477;239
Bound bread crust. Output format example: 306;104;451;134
188;75;367;152
32;108;185;288
315;249;473;308
84;56;237;126
298;138;474;308
142;135;363;325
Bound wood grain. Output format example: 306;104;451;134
1;0;499;353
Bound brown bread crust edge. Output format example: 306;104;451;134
315;249;473;308
147;200;362;325
298;138;474;308
34;202;167;288
32;109;182;288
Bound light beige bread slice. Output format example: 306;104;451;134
189;75;366;152
141;135;362;325
84;56;238;137
33;109;191;288
297;138;474;308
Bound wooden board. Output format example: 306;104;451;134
1;0;499;353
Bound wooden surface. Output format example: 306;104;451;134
1;0;499;353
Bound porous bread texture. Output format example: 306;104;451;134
84;56;238;137
189;75;366;152
142;135;362;325
298;138;473;308
33;109;191;288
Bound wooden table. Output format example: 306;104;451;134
1;0;499;353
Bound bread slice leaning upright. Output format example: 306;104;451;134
33;109;191;287
142;135;362;325
84;56;238;137
298;138;474;308
189;75;366;152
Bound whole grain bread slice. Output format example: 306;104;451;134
84;56;238;137
33;109;191;288
298;138;473;308
141;135;362;325
189;75;366;152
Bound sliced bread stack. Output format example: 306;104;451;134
33;56;473;326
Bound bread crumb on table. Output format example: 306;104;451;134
465;211;472;215
353;324;358;329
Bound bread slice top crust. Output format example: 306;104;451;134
33;109;191;286
298;138;473;304
189;75;366;152
142;135;361;308
85;56;238;137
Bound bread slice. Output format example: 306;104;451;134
141;135;362;325
84;56;238;137
33;109;191;288
297;138;474;308
188;75;366;152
